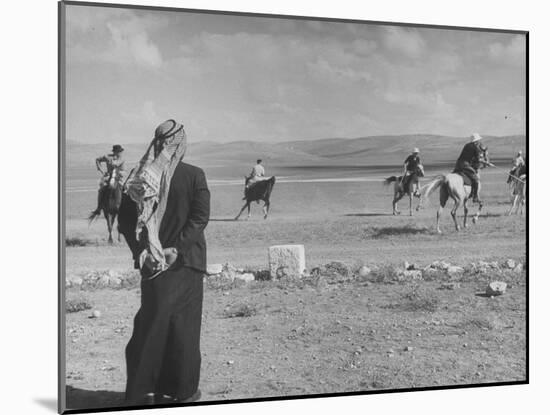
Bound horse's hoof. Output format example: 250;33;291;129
437;229;442;234
472;217;478;224
264;215;268;220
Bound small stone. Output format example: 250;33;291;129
404;346;413;351
70;276;83;287
486;281;507;296
387;348;394;354
463;343;468;347
447;266;464;277
207;264;223;275
90;310;101;318
234;273;255;282
417;333;422;337
505;259;516;269
358;266;371;277
227;360;234;365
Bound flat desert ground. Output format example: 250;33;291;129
63;149;526;410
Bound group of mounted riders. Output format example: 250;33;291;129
92;133;526;237
393;133;526;205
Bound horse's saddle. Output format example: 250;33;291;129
455;172;473;186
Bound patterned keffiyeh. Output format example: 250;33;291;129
125;119;187;274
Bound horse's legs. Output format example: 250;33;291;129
463;200;469;228
263;200;270;219
472;200;483;224
415;189;423;211
437;187;449;234
247;203;251;219
508;194;518;216
105;211;113;244
409;193;413;216
235;202;249;220
392;188;403;215
450;196;462;231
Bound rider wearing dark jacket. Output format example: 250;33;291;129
402;148;423;196
453;133;484;203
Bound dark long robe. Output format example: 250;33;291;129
120;162;210;404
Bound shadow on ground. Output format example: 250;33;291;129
66;386;125;411
367;225;431;238
209;218;238;222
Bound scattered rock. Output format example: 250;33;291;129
227;360;234;365
108;277;121;288
405;262;419;270
234;273;255;282
513;263;524;274
447;266;464;277
431;260;451;270
325;261;352;278
400;270;423;281
505;259;516;269
207;264;223;275
404;346;413;352
422;268;441;279
357;266;371;278
66;299;92;313
486;281;507;296
269;245;306;279
90;310;102;318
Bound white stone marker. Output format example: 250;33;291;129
268;244;306;279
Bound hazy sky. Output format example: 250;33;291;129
65;4;526;144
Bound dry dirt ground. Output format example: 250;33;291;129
64;166;526;411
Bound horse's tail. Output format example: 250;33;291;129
423;175;446;199
88;208;101;224
384;176;399;186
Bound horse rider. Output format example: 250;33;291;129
453;133;487;203
245;159;267;190
507;150;525;184
95;144;125;208
401;148;424;196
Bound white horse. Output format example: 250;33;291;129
422;149;490;233
508;175;526;215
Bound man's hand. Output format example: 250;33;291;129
163;247;178;266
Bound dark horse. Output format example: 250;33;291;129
88;168;123;244
235;176;276;220
383;167;424;216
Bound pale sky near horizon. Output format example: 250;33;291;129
65;4;526;144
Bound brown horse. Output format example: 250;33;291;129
235;176;276;220
384;169;423;216
88;167;123;243
423;149;490;233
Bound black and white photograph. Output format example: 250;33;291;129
59;1;527;413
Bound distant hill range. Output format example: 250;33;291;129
66;134;526;168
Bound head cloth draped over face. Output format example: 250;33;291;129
125;119;187;272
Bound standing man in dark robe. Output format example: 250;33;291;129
119;119;210;406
